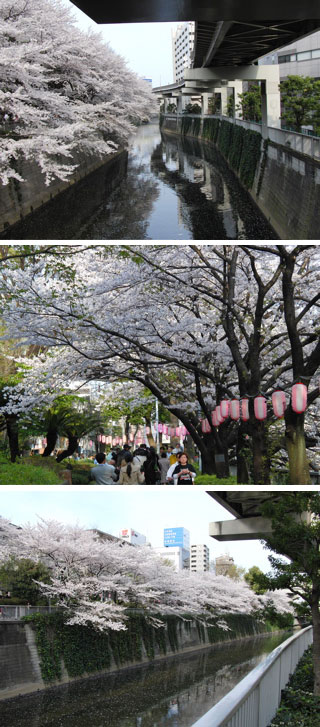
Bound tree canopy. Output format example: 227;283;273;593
0;0;155;185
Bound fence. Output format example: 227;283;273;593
0;605;54;620
191;626;313;727
162;112;320;159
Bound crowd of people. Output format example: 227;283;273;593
90;443;197;485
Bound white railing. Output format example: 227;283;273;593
191;626;313;727
161;113;320;159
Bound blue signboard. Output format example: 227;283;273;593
164;527;190;549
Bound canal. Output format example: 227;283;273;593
76;122;276;240
0;632;288;726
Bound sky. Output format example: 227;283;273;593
0;488;273;573
65;1;178;86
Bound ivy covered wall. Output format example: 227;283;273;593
23;612;270;685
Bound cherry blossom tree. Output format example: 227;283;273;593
0;1;156;185
0;516;293;632
0;245;319;483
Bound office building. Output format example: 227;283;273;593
259;31;320;80
190;544;210;572
172;22;195;82
119;528;146;546
215;554;234;576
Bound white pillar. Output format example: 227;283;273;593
201;92;210;115
220;87;228;116
261;78;281;138
233;81;243;118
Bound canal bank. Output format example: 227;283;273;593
0;613;279;700
0;629;289;727
160;113;320;240
0;148;127;239
0;122;276;240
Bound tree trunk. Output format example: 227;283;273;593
56;435;78;463
5;413;20;463
42;428;58;457
236;425;250;484
252;421;271;485
285;409;311;484
311;598;320;696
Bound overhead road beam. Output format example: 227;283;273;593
193;19;320;68
209;516;273;541
70;1;320;23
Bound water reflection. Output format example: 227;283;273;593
78;122;277;240
1;633;288;727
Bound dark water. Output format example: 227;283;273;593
0;632;288;727
77;122;277;240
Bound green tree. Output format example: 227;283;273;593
0;557;51;605
280;75;320;132
261;493;320;695
236;84;262;122
244;565;268;594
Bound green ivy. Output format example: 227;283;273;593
217;120;234;158
239;129;262;188
181;116;194;135
202;117;220;142
269;647;320;727
193;117;201;137
24;612;270;684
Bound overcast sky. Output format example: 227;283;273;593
1;487;273;573
66;1;178;86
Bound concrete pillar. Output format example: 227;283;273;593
261;78;281;138
201;92;210;115
163;97;169;113
233;81;243;118
176;94;187;113
220;86;228;116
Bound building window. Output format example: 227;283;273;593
297;51;312;61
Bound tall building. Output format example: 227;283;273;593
190;544;210;572
259;31;320;80
172;22;195;82
119;528;146;546
215;554;234;576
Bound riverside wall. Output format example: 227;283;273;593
161;115;320;240
0;148;127;239
0;616;267;700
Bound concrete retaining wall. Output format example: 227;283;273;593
161;115;320;240
0;148;127;239
0;620;264;700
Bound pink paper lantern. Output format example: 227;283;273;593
291;383;307;413
181;426;187;436
220;400;230;418
158;423;163;433
176;426;181;436
101;435;106;443
230;400;240;420
254;396;267;420
211;411;218;427
163;425;168;435
240;399;249;421
205;418;211;432
89;440;93;447
146;427;150;434
170;427;176;437
97;434;102;442
216;405;224;424
272;390;286;418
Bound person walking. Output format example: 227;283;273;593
142;447;160;484
158;451;171;484
90;452;118;485
118;453;145;484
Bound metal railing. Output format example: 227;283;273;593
0;605;54;620
191;626;313;727
161;112;320;159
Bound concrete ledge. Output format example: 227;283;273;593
209;517;273;541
